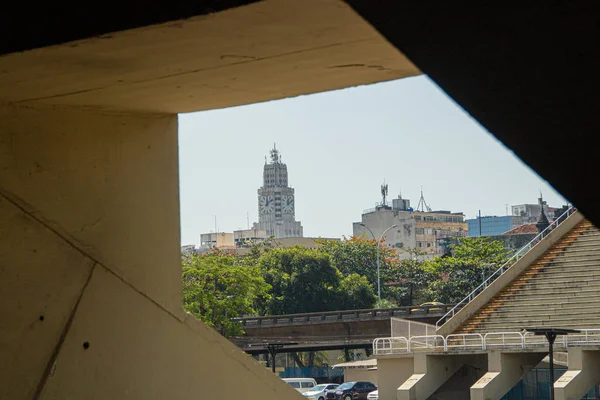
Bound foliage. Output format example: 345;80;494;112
338;273;377;310
257;246;376;314
424;237;512;303
317;236;399;301
387;248;437;306
182;249;271;337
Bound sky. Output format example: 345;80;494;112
178;76;567;246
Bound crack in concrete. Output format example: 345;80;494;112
13;37;375;104
31;263;97;400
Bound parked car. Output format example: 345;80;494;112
326;381;377;400
367;390;378;400
410;301;444;312
282;378;318;394
302;383;340;400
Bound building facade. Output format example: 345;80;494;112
199;232;234;249
252;145;303;238
353;194;467;259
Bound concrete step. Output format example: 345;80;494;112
465;312;600;330
496;299;600;311
518;278;600;287
506;285;600;295
494;288;600;301
519;272;600;281
491;295;600;307
471;307;600;321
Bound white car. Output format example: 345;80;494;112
367;390;378;400
302;383;340;400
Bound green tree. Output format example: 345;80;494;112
257;246;376;314
317;236;399;303
337;273;377;310
425;237;512;303
182;249;271;337
387;248;436;306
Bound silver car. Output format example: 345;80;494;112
367;390;378;400
303;383;340;400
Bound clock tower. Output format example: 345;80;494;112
252;145;303;238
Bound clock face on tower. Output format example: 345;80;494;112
282;195;295;214
259;195;275;214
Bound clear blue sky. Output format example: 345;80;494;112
178;76;567;246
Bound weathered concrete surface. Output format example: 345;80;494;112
376;356;414;400
555;348;600;400
240;317;439;341
0;104;302;399
0;0;419;114
397;354;479;400
471;351;545;400
438;210;584;335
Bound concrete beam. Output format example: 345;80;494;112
375;357;414;400
397;354;473;400
555;348;600;400
471;351;545;400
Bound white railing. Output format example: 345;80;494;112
373;329;600;355
446;333;484;351
409;335;447;352
373;337;409;355
435;206;577;330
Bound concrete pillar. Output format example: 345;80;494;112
397;354;473;400
555;348;600;400
470;351;545;400
375;357;414;400
0;104;298;399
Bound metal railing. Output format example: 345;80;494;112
235;304;454;327
435;206;577;330
373;328;600;355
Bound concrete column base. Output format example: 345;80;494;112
397;354;473;400
470;351;545;400
555;348;600;400
376;357;414;400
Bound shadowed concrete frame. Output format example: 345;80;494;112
0;1;597;399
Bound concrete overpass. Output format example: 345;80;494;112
231;305;452;354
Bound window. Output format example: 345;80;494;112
301;382;315;388
287;382;300;388
415;228;424;235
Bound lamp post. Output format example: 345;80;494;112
359;223;398;308
525;328;580;400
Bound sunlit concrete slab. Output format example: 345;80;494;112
375;356;414;400
0;0;419;114
555;348;600;400
471;351;545;400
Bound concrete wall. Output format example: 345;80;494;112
0;104;300;399
345;368;378;385
376;357;414;400
437;210;584;335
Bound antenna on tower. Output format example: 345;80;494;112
380;180;389;207
270;143;280;163
416;187;432;212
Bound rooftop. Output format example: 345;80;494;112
503;223;538;235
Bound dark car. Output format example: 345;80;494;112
325;381;377;400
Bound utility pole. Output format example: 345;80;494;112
479;210;482;237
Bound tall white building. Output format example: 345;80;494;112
252;145;303;238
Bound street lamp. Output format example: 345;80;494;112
359;223;398;308
525;328;580;400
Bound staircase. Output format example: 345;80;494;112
455;219;600;334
